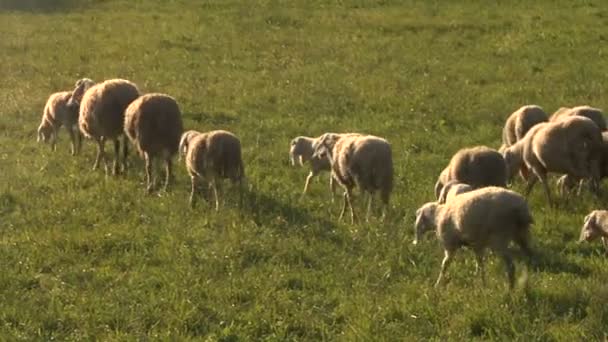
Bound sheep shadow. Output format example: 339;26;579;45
183;112;240;127
0;0;87;12
526;244;591;277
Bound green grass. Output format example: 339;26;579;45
2;0;608;340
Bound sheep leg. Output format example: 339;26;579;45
537;173;553;206
474;250;486;285
339;191;348;221
112;139;121;176
122;135;129;173
303;171;315;194
524;176;537;198
50;127;58;152
189;176;198;208
76;129;82;155
145;153;154;193
67;127;76;156
212;179;221;211
365;192;373;223
434;249;455;288
347;189;356;224
93;138;105;171
329;175;337;203
497;249;515;289
163;157;172;192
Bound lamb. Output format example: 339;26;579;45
124;93;184;193
504;116;603;205
437;180;473;204
434;146;507;200
550;105;606;131
70;78;140;175
37;90;82;155
579;210;608;251
413;187;534;289
501;105;548;148
289;135;335;195
185;130;245;210
312;134;393;223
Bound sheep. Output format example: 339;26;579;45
434;146;507;200
185;130;245;210
550;105;606;131
501;105;548;148
437;180;473;204
413;186;534;289
557;131;608;195
124;93;184;193
179;130;203;158
312;134;393;223
502;123;547;182
519;116;603;205
66;78;95;109
289;135;336;195
73;78;140;175
37;90;82;155
579;210;608;251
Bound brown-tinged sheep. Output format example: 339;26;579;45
434;146;507;200
413;187;533;289
521;116;603;205
37;90;82;155
124;93;184;193
76;79;140;175
179;130;203;159
579;210;608;251
550;105;606;131
289;135;336;195
437;180;473;204
312;134;393;223
66;78;95;109
185;130;245;210
557;131;608;195
501;105;548;148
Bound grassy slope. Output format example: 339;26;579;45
1;0;608;340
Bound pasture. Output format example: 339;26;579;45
1;0;608;340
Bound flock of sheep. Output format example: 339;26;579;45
37;78;608;289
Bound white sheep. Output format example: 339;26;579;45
179;130;203;159
579;210;608;251
37;90;82;155
312;134;393;223
437;180;473;204
550;105;606;131
413;186;533;289
124;93;184;193
501;105;548;148
434;146;507;200
504;116;603;205
185;130;245;210
289;135;336;195
71;78;140;175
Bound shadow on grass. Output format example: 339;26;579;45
527;246;591;277
0;0;89;12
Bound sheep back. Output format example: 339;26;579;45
448;146;507;189
124;93;183;158
502;105;548;147
436;187;533;248
79;79;140;140
186;130;244;181
550;106;606;131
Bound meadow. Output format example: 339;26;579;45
1;0;608;340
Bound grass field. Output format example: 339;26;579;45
2;0;608;340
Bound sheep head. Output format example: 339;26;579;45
37;122;52;143
179;130;200;160
413;202;438;245
502;145;523;182
67;78;95;109
289;137;311;167
579;211;603;242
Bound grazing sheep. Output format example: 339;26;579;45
437;180;473;204
502;105;548;148
434;146;507;200
502;123;547;182
179;130;203;159
413;187;533;289
289;135;336;195
37;90;82;155
124;93;184;193
579;210;608;251
186;130;245;210
519;116;603;205
550;105;606;131
75;79;140;175
313;134;393;223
